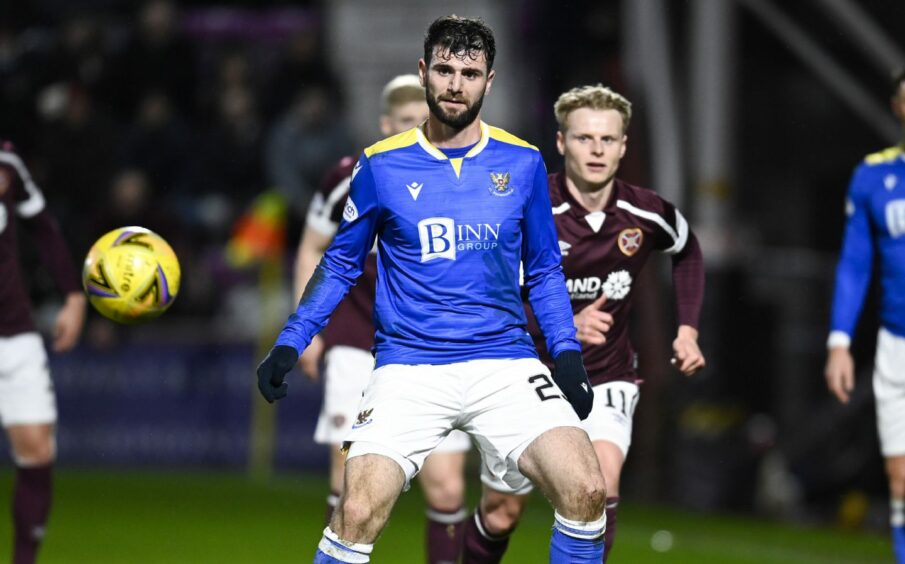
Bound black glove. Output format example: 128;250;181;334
257;345;299;403
553;350;594;420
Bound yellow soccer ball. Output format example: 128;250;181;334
82;226;181;324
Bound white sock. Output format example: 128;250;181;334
553;510;607;540
317;526;373;563
892;498;904;527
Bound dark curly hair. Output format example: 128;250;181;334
423;15;496;71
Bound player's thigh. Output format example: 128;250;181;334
583;380;640;494
518;426;604;504
873;329;905;458
328;444;347;493
343;453;407;503
885;455;905;498
7;423;55;465
314;346;374;446
593;440;625;495
333;453;406;540
0;333;57;439
344;363;463;489
420;450;466;488
419;450;466;510
464;358;582;494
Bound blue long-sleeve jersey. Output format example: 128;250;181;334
830;146;905;343
276;122;580;366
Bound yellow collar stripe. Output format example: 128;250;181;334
415;126;448;160
364;128;420;158
486;125;539;151
415;121;493;161
865;145;904;165
364;122;537;170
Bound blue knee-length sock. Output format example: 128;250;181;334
549;511;606;564
892;499;905;564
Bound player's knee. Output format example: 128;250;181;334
482;504;520;535
12;437;54;466
337;497;378;528
423;476;465;511
887;458;905;492
891;482;905;500
888;465;905;499
563;476;607;521
480;494;526;534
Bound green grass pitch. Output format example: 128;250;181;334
0;470;892;563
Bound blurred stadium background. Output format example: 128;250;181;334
1;0;904;561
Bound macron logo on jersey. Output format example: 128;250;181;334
418;217;501;262
406;182;424;201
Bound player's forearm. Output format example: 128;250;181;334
829;259;872;338
830;185;874;337
671;232;704;329
523;162;578;354
276;262;355;352
64;291;86;308
294;240;327;303
526;270;581;356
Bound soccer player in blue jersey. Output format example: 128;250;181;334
825;69;905;563
296;74;473;563
258;15;607;564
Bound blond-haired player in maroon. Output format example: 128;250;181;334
0;141;86;564
294;75;472;563
461;85;706;563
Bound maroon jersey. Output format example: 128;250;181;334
527;172;701;385
0;145;80;336
306;156;378;352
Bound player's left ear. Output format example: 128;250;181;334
379;115;392;137
892;96;905;122
484;69;495;95
556;130;566;156
619;135;628;158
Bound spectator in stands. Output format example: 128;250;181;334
264;82;353;218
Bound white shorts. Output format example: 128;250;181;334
0;333;57;427
345;358;581;491
315;346;471;453
314;346;374;445
874;328;905;456
481;380;639;495
432;429;472;454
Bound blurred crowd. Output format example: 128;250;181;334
5;1;897;524
2;0;354;331
1;0;630;344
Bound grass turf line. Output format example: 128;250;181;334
0;470;892;563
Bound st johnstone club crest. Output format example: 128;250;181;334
618;227;643;256
489;172;514;196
